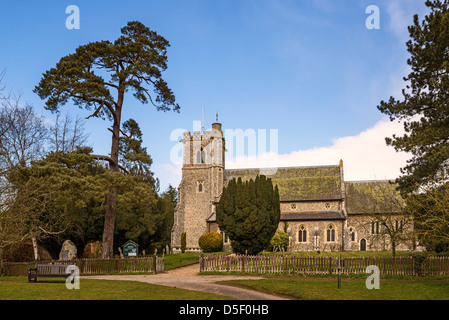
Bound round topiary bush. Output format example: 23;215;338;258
270;230;289;252
198;232;223;253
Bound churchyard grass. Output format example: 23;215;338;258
164;252;230;270
163;252;200;270
0;276;233;300
218;274;449;300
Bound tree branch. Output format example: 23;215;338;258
90;154;129;174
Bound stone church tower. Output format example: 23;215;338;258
171;121;225;253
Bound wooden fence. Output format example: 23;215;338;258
2;255;164;276
200;254;449;276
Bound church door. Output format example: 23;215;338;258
360;239;366;251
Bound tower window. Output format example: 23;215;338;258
197;180;204;193
298;226;307;243
221;231;228;243
196;147;206;164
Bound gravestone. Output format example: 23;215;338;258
59;240;77;261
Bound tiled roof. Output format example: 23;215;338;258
345;180;403;214
280;211;345;221
224;165;342;201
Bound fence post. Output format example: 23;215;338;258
153;249;157;274
200;252;204;272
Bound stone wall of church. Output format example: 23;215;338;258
279;220;344;252
345;215;416;252
207;215;418;253
172;166;213;252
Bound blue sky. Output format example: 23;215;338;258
0;0;429;191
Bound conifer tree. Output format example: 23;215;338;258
378;0;449;193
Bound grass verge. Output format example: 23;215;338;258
0;276;233;300
219;274;449;300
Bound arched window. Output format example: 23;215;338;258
197;180;204;193
298;226;307;243
371;222;380;234
196;148;206;164
221;231;228;244
349;227;356;242
326;225;335;242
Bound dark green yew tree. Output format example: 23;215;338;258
34;21;179;258
378;1;449;194
216;175;280;255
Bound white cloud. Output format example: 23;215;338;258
227;117;411;181
386;0;411;43
154;162;182;193
386;0;430;44
157;117;412;190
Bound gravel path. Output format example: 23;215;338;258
83;263;291;300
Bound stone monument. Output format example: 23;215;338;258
59;240;77;261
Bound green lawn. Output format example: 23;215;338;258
0;276;233;300
163;252;231;270
163;252;201;270
219;275;449;300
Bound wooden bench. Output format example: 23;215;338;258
28;263;76;282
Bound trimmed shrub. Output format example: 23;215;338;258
270;230;289;252
198;232;223;253
412;254;426;276
181;232;186;253
216;175;280;255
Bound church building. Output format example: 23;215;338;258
171;120;416;253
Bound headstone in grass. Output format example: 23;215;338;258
59;240;77;261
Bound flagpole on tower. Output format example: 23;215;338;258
202;102;205;134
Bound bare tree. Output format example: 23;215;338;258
0;92;49;262
405;176;449;248
355;181;415;256
0;102;48;169
0;177;26;272
2;167;70;261
49;113;89;153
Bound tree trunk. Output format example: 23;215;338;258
101;89;123;259
31;236;40;261
102;191;117;258
0;245;4;276
391;240;396;257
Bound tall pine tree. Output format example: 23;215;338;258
378;0;449;193
34;21;179;258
